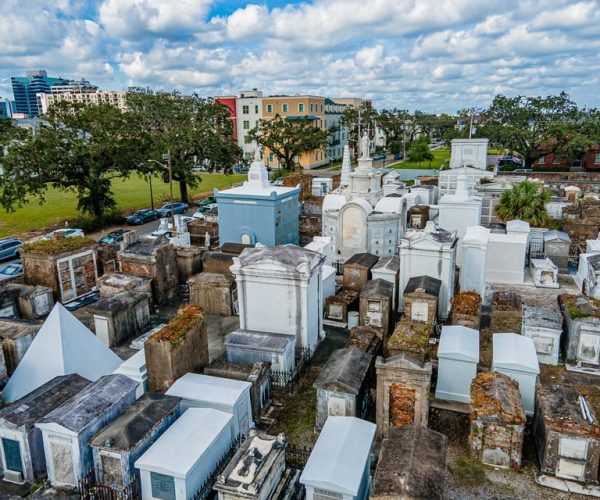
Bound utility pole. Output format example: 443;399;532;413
148;172;154;211
163;152;175;229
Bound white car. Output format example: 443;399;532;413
42;228;84;240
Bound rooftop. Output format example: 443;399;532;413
314;347;372;394
300;417;376;496
37;374;137;433
371;426;447;499
538;384;600;438
470;371;525;424
360;279;394;299
165;372;251;407
344;252;379;268
90;393;180;452
237;244;324;273
225;329;294;354
0;374;89;429
522;305;561;330
404;275;442;297
21;237;97;255
492;333;539;374
134;408;233;477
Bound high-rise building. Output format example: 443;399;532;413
11;70;69;117
11;71;99;117
235;89;263;162
0;97;14;119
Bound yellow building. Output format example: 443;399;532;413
261;95;327;169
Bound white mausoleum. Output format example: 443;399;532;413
398;222;457;319
322;139;408;262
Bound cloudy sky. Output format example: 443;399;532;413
2;0;599;112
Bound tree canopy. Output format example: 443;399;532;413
480;92;600;167
126;90;241;203
248;114;328;170
0;102;145;218
406;137;434;166
495;180;552;226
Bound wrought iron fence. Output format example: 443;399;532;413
270;347;313;393
286;444;313;470
191;434;245;500
78;469;141;500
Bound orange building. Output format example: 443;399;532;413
261;95;327;169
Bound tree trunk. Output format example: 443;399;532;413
179;179;189;204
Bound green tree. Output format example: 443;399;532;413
407;137;434;166
0;101;144;219
480;92;598;167
495;180;552;226
127;90;241;204
248;114;328;170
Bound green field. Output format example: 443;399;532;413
0;173;246;238
389;148;450;169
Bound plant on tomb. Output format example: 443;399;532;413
495;180;552;226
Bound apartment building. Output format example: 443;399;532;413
262;95;327;169
325;98;349;161
37;91;128;114
236;89;263;162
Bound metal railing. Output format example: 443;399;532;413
78;470;141;500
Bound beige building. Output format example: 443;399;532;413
262;95;327;169
38;91;128;114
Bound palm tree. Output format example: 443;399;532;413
495;180;552;226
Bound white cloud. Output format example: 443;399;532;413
99;0;213;38
0;0;599;112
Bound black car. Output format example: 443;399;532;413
394;152;404;160
99;229;128;245
126;209;159;225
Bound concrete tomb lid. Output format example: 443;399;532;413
492;333;540;374
300;416;376;495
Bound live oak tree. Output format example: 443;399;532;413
127;90;241;204
248;114;329;170
495;180;552;226
407;137;434;166
480;92;600;167
0;101;145;219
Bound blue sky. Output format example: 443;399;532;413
1;0;599;112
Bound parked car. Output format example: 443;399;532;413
197;196;216;207
0;238;23;261
0;262;23;281
99;229;128;245
126;209;159;225
42;228;84;240
193;204;218;218
394;152;404;160
232;164;249;174
373;153;386;160
157;202;189;217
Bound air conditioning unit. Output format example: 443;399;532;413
4;470;24;483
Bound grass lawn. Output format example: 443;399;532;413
389;148;450;170
0;173;245;238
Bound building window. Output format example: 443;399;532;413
538;155;545;164
255;105;259;113
310;104;314;112
242;105;249;114
595;153;600;164
282;104;289;112
320;104;323;111
269;152;274;162
553;155;561;164
244;136;252;144
266;104;273;113
243;120;250;130
298;103;304;112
